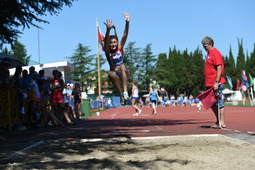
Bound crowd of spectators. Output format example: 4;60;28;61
0;58;82;131
142;91;200;108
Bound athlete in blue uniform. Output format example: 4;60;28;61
104;12;130;105
149;86;160;114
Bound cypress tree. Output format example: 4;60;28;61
236;38;246;79
154;53;171;93
137;44;157;92
248;44;255;77
124;41;141;83
190;47;204;95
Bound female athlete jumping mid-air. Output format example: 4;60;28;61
103;12;130;105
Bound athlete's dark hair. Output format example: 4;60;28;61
109;35;118;42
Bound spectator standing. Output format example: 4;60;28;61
0;58;11;88
50;70;74;125
21;69;30;91
201;36;226;128
27;66;35;83
72;83;82;119
30;72;41;116
63;83;75;120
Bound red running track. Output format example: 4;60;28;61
0;105;254;158
2;106;254;142
84;106;255;138
1;106;254;161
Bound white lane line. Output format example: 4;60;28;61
3;141;44;161
111;130;150;133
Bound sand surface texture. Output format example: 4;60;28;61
1;135;255;170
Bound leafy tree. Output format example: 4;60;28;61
154;53;171;91
188;48;205;95
236;38;246;79
248;44;255;77
185;47;204;96
1;47;12;55
124;41;141;82
153;46;204;97
137;44;157;92
1;39;30;65
224;46;237;89
228;46;236;78
67;43;96;91
166;47;181;95
0;0;76;46
11;39;31;65
172;48;186;95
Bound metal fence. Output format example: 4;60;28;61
0;89;33;131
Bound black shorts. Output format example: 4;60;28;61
74;98;81;104
151;100;157;104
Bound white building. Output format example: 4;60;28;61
9;61;74;83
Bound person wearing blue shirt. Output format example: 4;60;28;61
149;86;160;114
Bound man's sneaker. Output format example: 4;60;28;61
120;94;125;106
123;92;130;101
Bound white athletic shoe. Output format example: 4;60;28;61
133;113;139;116
138;109;142;115
120;94;125;106
123;92;130;101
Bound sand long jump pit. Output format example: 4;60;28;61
1;134;255;170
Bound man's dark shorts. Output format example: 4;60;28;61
207;84;225;109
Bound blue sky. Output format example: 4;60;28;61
4;0;255;69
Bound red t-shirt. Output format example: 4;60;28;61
204;48;226;87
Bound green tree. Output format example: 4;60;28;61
236;38;246;79
67;43;96;91
124;41;141;82
224;46;237;89
247;44;255;77
1;47;12;55
166;47;181;95
137;44;157;92
228;46;236;78
191;48;205;96
185;47;204;96
11;39;31;65
154;53;171;91
0;0;76;46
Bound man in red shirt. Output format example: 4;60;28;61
202;36;226;128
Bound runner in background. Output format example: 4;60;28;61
149;86;160;114
130;82;142;116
